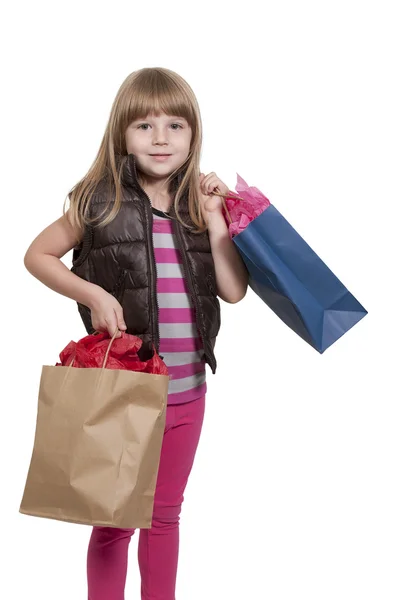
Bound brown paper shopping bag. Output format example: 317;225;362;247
19;330;169;528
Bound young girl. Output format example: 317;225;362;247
24;67;249;600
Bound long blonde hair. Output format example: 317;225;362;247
64;67;207;236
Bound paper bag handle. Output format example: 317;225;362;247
68;327;120;370
211;189;243;224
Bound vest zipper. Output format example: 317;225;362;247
136;187;161;355
173;220;214;371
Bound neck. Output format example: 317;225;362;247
122;154;185;212
141;183;173;212
137;174;172;211
146;189;173;212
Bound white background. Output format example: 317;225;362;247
2;1;396;599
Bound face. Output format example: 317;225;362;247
125;111;192;184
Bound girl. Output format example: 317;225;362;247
24;67;249;599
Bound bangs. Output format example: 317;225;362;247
124;71;194;126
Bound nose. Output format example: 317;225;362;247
152;127;169;146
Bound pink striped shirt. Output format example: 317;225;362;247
152;209;207;405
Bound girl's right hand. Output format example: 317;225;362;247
88;287;127;338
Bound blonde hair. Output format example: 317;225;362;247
64;67;207;236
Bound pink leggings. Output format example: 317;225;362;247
87;394;206;600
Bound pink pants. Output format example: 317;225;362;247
87;394;206;600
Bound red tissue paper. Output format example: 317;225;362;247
56;331;168;375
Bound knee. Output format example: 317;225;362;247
152;503;182;526
91;526;135;541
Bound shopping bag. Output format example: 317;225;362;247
19;329;170;528
218;175;367;353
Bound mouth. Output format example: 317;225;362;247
149;154;172;161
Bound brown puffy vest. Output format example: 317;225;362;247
70;153;221;374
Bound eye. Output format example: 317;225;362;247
170;123;183;130
137;123;150;130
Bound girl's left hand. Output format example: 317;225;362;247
199;172;229;223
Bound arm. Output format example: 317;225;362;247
23;211;127;335
207;211;249;304
23;211;101;308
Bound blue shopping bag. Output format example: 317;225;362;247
232;204;367;353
